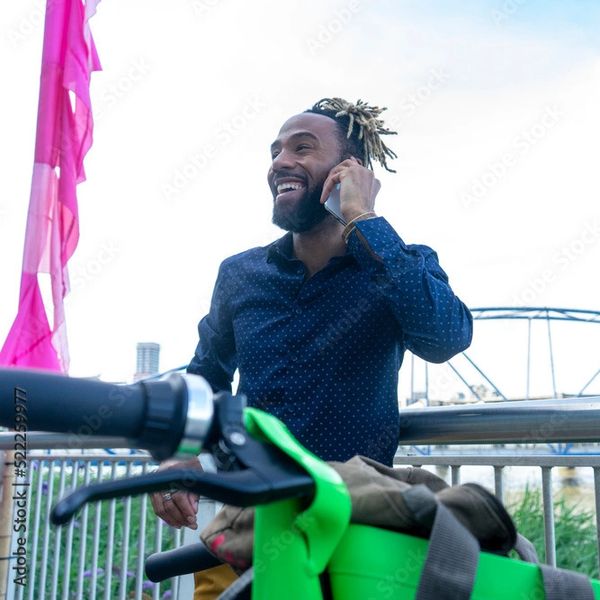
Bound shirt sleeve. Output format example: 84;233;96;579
187;261;237;392
346;216;473;363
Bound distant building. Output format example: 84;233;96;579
134;342;160;381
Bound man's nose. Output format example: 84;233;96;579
271;148;295;170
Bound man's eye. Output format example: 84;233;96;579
271;151;280;159
297;144;311;151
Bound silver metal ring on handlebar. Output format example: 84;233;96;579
177;374;214;455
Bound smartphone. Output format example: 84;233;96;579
324;184;347;225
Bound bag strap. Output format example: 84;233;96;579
404;485;480;600
514;533;540;563
515;533;594;599
540;564;595;600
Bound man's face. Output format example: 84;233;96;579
268;113;342;233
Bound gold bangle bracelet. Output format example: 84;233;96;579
342;211;377;242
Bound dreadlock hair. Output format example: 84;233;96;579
305;97;398;172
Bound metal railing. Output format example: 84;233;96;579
2;395;600;597
3;452;187;600
394;453;600;570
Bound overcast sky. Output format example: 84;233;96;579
1;0;599;401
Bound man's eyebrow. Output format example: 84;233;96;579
270;131;320;151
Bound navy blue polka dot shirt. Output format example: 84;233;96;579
188;217;472;466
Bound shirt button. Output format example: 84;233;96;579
294;306;302;315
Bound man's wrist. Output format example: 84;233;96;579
342;211;378;242
342;208;377;223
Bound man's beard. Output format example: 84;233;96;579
271;183;329;233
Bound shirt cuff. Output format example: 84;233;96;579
346;216;421;273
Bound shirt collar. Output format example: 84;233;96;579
266;232;295;264
266;231;355;268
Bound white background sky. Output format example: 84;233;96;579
1;0;599;402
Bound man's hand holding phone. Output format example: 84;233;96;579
320;157;381;225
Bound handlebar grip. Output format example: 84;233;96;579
0;368;146;438
0;368;197;460
145;542;222;582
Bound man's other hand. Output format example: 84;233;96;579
150;458;203;530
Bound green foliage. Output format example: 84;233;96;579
509;486;599;578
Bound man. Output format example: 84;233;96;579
151;97;473;597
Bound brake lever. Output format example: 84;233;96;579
52;392;315;525
51;467;313;525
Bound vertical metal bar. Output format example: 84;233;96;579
27;459;45;600
103;461;118;600
135;463;149;599
76;461;92;600
90;462;104;600
172;527;183;599
451;465;460;486
61;460;79;600
546;311;558;399
594;468;600;576
541;467;556;566
119;462;133;600
526;317;532;401
425;362;429;407
152;518;164;600
38;460;57;597
50;460;67;600
410;352;414;404
494;466;504;502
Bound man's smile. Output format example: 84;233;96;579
273;177;307;202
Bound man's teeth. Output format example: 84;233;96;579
277;182;305;194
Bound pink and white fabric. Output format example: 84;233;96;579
0;0;102;371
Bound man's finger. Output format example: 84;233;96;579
160;491;192;528
166;491;200;529
320;171;342;204
150;492;180;528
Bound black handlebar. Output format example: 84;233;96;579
145;543;222;582
0;368;192;460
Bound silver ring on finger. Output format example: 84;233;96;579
162;492;173;502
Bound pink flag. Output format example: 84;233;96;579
0;0;102;372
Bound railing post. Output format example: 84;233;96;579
451;465;461;486
541;467;556;566
494;466;504;502
594;468;600;576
